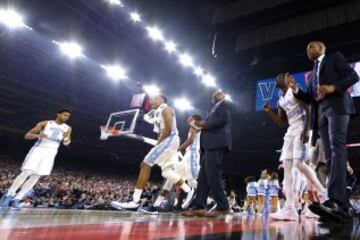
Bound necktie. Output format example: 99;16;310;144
312;60;319;97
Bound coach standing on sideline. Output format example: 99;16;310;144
182;90;233;218
286;41;359;222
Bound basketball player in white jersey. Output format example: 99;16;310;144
138;121;201;214
111;95;193;211
0;108;72;209
263;73;327;221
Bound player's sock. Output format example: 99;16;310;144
14;174;40;200
7;171;32;197
180;182;191;193
132;189;143;203
154;196;165;207
294;160;327;197
283;159;295;209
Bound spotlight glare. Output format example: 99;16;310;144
201;74;217;87
174;98;194;111
179;53;194;68
146;26;164;41
102;65;127;81
130;12;141;22
225;94;232;102
194;66;204;77
106;0;123;6
164;41;177;53
54;41;84;59
143;84;161;97
0;9;26;29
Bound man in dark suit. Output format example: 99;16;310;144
286;41;359;222
182;90;233;218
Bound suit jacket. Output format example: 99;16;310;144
295;52;359;130
200;100;233;151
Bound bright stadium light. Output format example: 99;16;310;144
130;12;141;22
225;94;232;101
174;98;194;111
164;41;177;53
201;74;217;87
106;0;123;6
0;9;28;29
194;66;204;77
146;26;164;41
53;41;84;59
101;65;127;81
179;53;194;67
143;84;161;97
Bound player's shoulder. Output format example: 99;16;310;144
38;120;50;126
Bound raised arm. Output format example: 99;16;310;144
24;121;48;140
263;102;288;128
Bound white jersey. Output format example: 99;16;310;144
186;130;201;151
34;121;70;150
153;104;178;135
278;88;305;125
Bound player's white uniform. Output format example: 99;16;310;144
175;131;201;180
21;121;70;176
279;88;308;161
143;104;180;169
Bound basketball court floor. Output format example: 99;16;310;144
0;209;359;239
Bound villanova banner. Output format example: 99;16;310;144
255;73;306;112
255;61;360;112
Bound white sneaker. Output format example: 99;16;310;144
182;188;195;209
111;200;140;210
301;205;319;219
270;207;298;221
318;192;328;204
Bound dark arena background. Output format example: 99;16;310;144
0;0;360;239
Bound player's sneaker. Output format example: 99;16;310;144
111;200;140;210
270;207;298;221
138;205;159;215
10;199;21;210
182;188;195;209
301;205;319;219
0;195;12;208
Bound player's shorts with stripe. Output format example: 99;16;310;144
144;134;180;169
21;146;57;176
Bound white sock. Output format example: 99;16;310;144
14;174;40;200
7;171;32;197
133;189;143;203
180;183;191;193
294;160;326;194
154;196;164;207
283;159;295;209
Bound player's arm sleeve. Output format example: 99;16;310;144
203;103;232;131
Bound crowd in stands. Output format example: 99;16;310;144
0;158;160;210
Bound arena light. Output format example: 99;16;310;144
146;26;164;41
53;41;84;59
130;12;141;22
194;66;204;77
143;84;161;97
164;41;177;53
201;74;217;87
101;64;127;81
0;9;29;29
174;98;194;111
225;94;232;102
179;53;194;68
106;0;123;6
